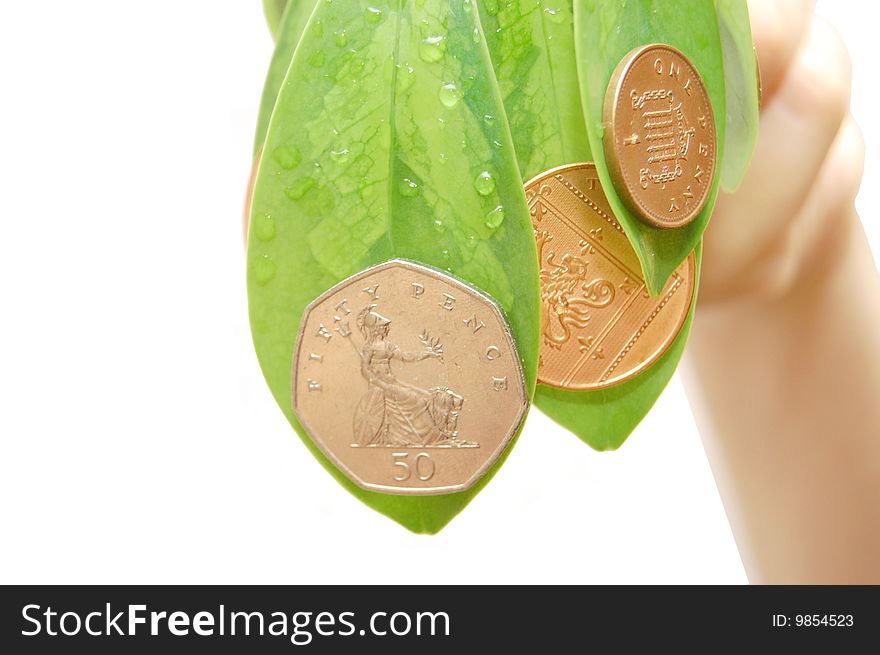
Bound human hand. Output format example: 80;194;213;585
684;0;880;583
700;0;864;305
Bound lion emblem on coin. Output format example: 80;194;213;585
536;230;616;349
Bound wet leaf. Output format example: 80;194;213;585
714;0;759;192
478;0;591;179
248;0;540;533
574;0;725;295
263;0;290;40
479;0;698;450
254;0;319;156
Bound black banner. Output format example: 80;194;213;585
2;585;877;652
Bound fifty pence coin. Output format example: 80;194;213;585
604;43;717;229
526;163;696;390
292;260;528;495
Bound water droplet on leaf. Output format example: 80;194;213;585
544;8;565;24
254;214;276;242
272;144;301;170
365;7;383;23
285;177;316;200
398;63;416;92
485;205;506;229
398;178;420;197
359;180;377;200
419;35;446;63
253;255;276;286
439;83;463;107
475;171;496;196
330;148;351;163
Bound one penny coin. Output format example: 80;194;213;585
604;44;717;229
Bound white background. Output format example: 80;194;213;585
0;1;874;584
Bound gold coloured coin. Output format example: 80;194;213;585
525;163;696;391
292;260;528;495
604;44;717;229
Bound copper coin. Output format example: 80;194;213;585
292;260;528;495
525;163;696;391
604;44;717;229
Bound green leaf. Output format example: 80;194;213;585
714;0;759;192
536;245;700;450
263;0;290;40
478;0;591;180
254;0;319;156
573;0;725;295
478;0;698;450
248;0;540;533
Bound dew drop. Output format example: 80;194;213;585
474;171;496;196
484;0;500;16
483;114;495;126
472;27;481;44
272;144;301;170
253;214;276;242
359;181;376;201
335;30;348;47
398;63;416;92
398;178;420;197
285;177;316;200
308;50;325;68
485;205;506;229
439;82;463;107
433;219;446;233
253;255;276;286
365;6;383;23
312;19;324;37
330;148;351;163
543;7;566;24
419;35;446;63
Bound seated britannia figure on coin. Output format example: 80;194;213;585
353;306;471;448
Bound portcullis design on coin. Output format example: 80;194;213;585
292;260;528;495
526;163;696;390
604;43;717;229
